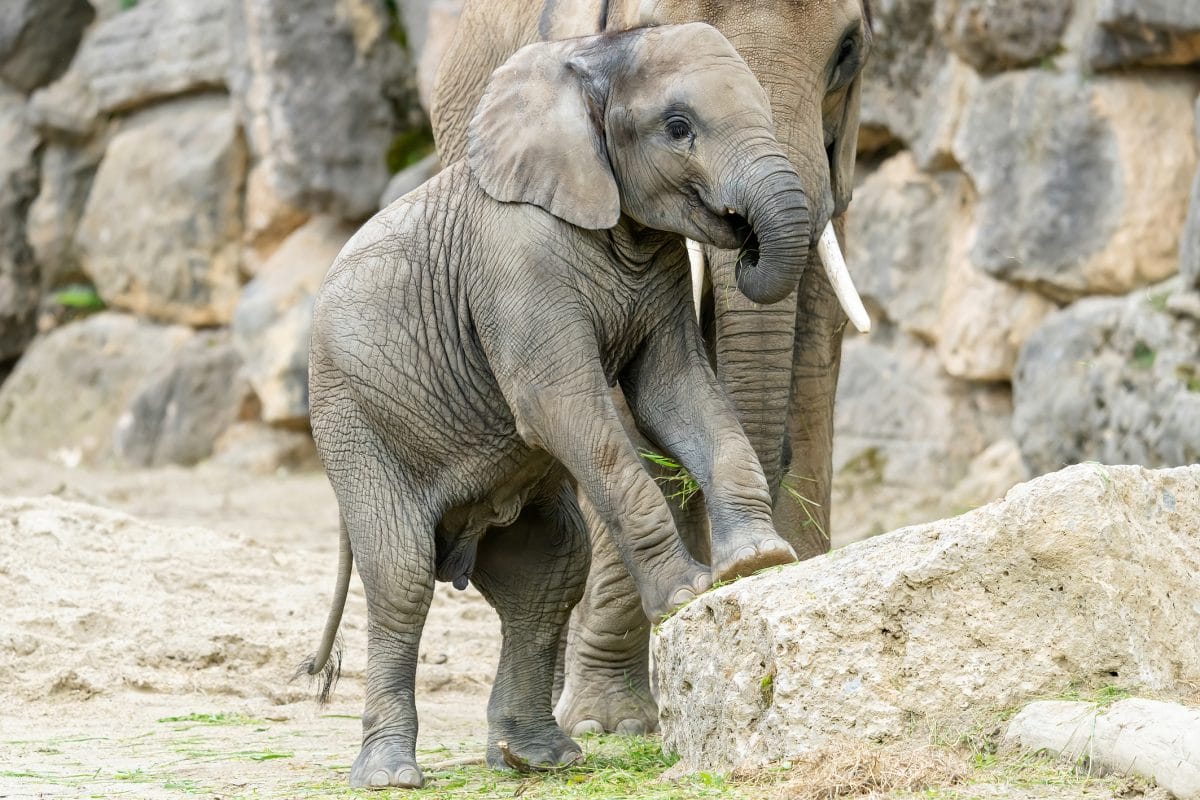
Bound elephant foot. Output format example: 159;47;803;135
350;737;424;789
643;566;712;621
711;530;797;584
486;720;582;772
555;663;658;736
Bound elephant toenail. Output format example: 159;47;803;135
669;586;697;607
571;719;604;736
368;769;391;787
615;718;647;735
396;767;423;788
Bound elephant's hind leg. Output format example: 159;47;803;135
322;422;435;790
472;481;589;771
555;493;657;737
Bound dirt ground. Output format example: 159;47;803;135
0;456;1174;800
0;455;500;799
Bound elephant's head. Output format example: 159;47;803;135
607;1;874;329
467;23;812;305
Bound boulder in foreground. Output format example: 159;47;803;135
654;464;1200;772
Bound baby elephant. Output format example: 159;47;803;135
304;22;806;789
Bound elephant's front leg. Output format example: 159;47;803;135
775;222;849;558
506;365;711;621
622;312;798;582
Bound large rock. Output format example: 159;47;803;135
954;71;1198;300
113;332;253;467
228;0;414;220
210;422;320;474
847;152;967;341
845;150;1055;382
240;163;310;275
75;96;245;326
0;86;40;362
860;0;976;169
233;216;355;424
0;313;193;462
26;140;104;291
934;0;1072;72
834;332;1011;490
1013;282;1200;476
0;0;93;93
1087;0;1200;70
936;256;1056;382
26;0;228;137
655;464;1200;773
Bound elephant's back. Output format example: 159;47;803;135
430;0;545;164
308;166;508;455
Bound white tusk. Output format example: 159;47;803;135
817;222;871;334
686;238;705;323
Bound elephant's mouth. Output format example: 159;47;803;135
726;212;760;277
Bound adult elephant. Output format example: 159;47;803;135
430;0;873;735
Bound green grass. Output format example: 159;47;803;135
244;750;293;762
114;767;152;782
637;452;828;537
289;736;748;800
781;472;827;540
1055;683;1134;708
639;450;702;509
0;768;102;785
158;712;267;726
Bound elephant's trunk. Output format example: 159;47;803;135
731;158;811;306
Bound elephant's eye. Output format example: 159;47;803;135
665;117;692;141
829;29;863;90
836;36;856;68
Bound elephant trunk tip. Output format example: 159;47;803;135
729;167;812;305
293;633;343;705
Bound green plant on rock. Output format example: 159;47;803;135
1131;341;1156;369
387;123;435;174
50;283;105;312
1176;364;1200;393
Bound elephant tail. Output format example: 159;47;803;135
294;518;352;704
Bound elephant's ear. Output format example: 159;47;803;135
467;38;620;231
830;74;862;217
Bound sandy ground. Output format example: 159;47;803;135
0;455;500;799
0;456;1175;800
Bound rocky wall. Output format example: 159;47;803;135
836;0;1200;541
0;0;439;468
0;0;1196;534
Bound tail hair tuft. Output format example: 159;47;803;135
292;634;343;705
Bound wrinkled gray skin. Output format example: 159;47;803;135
431;0;871;736
305;24;807;789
